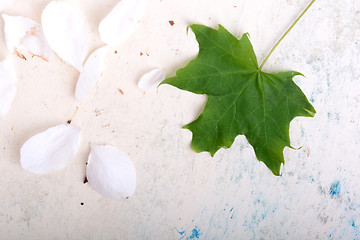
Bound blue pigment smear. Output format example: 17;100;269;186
329;180;341;197
176;229;185;236
351;220;360;239
272;206;278;213
175;228;185;240
310;96;315;103
189;226;201;239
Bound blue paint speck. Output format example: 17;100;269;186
176;229;185;236
328;229;337;239
272;206;278;213
329;180;341;197
189;226;201;239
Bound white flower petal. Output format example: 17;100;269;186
20;124;81;174
99;0;147;46
138;68;166;92
41;1;88;71
75;46;108;102
2;14;52;61
86;144;136;200
0;57;16;118
0;0;11;11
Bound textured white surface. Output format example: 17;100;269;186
0;0;359;239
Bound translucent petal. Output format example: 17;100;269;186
138;68;166;92
86;144;136;200
0;0;11;11
2;14;52;61
20;124;81;174
41;1;88;71
99;0;147;46
75;46;108;102
0;57;16;118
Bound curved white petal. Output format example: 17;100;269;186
86;144;136;200
0;0;11;11
138;68;166;92
75;46;108;102
99;0;147;46
20;124;81;174
41;1;88;71
2;14;52;61
0;57;16;118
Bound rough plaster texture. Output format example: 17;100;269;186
0;0;359;239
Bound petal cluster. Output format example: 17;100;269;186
2;0;160;200
2;14;52;61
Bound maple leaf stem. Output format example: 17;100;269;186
259;0;316;70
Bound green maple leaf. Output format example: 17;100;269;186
161;24;316;175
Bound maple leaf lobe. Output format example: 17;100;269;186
161;24;315;175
